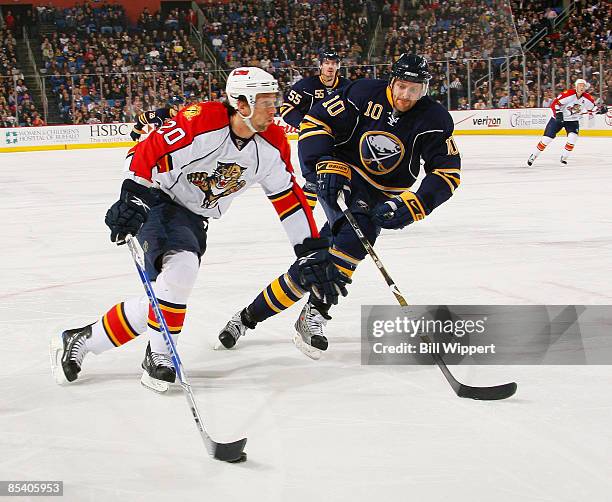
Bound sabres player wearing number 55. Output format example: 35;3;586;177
527;79;607;166
217;54;461;359
50;68;349;392
280;51;350;209
129;95;185;142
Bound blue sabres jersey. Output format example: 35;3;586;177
134;107;173;132
280;74;350;129
298;78;461;214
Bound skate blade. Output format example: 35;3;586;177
49;333;68;385
213;339;230;351
140;371;170;393
293;333;322;360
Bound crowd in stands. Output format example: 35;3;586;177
379;0;610;110
1;0;610;127
36;3;214;123
1;23;45;127
201;0;370;88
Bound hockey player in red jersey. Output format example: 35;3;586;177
50;67;349;392
527;79;607;166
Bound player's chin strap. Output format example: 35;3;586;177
238;105;258;134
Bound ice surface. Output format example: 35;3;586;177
1;136;611;501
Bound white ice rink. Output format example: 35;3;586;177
1;136;611;501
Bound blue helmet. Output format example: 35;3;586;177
167;95;185;108
390;54;431;83
319;50;341;68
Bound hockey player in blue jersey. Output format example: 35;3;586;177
217;54;462;359
130;95;185;141
280;51;350;129
280;51;351;209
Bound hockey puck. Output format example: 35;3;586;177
227;452;247;463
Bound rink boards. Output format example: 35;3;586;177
1;108;610;153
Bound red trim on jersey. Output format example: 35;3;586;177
582;92;595;105
260;124;319;238
550;89;576;113
269;189;302;217
128;102;230;182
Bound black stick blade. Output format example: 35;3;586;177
456;382;517;401
213;438;248;462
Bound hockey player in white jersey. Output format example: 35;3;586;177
49;67;349;392
527;79;607;166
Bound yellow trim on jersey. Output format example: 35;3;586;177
330;247;360;266
334;263;355;278
299;130;333;141
386;87;394;107
432;168;461;193
280;104;294;117
159;304;187;314
263;288;282;313
270;278;296;308
284;273;304;297
302;115;333;134
350;163;413;192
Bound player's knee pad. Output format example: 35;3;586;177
567;132;578;145
155;250;200;303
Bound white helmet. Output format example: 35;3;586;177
226;67;279;109
575;78;589;90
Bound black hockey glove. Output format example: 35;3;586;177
597;104;608;115
371;191;426;230
105;179;156;245
294;237;351;305
316;157;351;210
555;111;564;123
129;129;142;141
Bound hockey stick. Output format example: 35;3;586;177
337;194;517;400
125;235;247;461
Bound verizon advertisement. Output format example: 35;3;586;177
451;108;610;132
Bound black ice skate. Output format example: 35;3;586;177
49;323;93;384
294;302;330;360
527;154;537;167
216;308;257;349
141;342;176;393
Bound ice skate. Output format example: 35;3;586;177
141;342;176;393
215;309;256;350
49;323;93;384
526;154;537;167
560;154;568;165
293;302;330;360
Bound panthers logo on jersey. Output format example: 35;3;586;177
182;104;203;121
568;103;582;115
187;161;247;208
359;131;405;175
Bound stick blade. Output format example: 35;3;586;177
213;438;248;462
456;381;517;401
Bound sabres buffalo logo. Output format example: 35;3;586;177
359;131;404;175
187;161;247;209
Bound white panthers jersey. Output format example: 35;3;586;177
124;101;317;247
550;89;596;122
